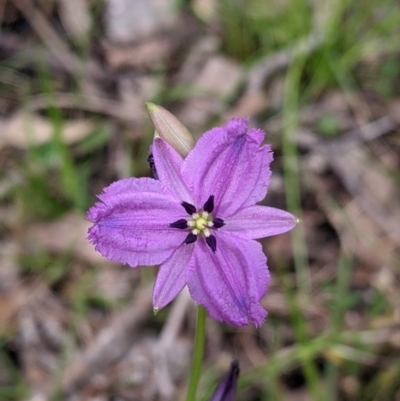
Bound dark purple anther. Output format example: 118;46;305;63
184;232;198;245
169;219;188;229
212;218;225;228
203;195;215;213
181;202;197;215
206;235;217;253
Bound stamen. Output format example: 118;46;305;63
169;219;188;229
212;218;225;228
173;198;222;252
203;195;215;213
205;235;217;253
184;233;198;245
181;201;196;215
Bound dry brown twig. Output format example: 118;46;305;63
25;286;153;401
60;287;152;399
12;0;105;96
153;288;193;399
12;0;84;75
229;33;323;118
303;115;400;273
26;93;143;123
314;117;400;246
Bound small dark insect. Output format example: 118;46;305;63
147;152;158;179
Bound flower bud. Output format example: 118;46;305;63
209;360;240;401
146;102;196;158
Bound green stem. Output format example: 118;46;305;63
186;305;207;401
282;52;310;295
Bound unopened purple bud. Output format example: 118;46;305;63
209;360;240;401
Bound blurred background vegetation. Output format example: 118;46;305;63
1;0;400;400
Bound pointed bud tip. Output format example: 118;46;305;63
145;102;157;113
153;307;159;316
145;102;196;158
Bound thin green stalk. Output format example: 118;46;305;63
186;305;207;401
38;64;85;210
281;275;322;400
281;44;322;400
332;251;353;333
325;250;353;401
282;52;310;294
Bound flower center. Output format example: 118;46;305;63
195;217;207;230
169;195;225;253
188;212;213;236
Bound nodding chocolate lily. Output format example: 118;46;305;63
209;360;240;401
88;110;298;326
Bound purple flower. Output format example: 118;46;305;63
209;360;240;401
88;118;297;326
